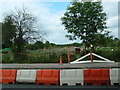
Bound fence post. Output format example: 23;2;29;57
67;52;70;63
90;51;93;63
60;56;63;64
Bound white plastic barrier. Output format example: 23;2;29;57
16;70;37;83
60;69;84;86
110;68;120;85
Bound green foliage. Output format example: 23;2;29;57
2;47;76;63
13;53;28;63
2;50;120;63
94;50;120;62
2;54;14;63
35;41;44;49
61;1;107;49
2;16;16;48
57;43;84;47
93;31;118;48
25;41;58;50
44;41;50;49
26;41;44;50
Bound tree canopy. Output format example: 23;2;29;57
61;1;107;50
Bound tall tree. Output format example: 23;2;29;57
61;1;107;50
3;7;41;61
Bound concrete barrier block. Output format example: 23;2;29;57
110;68;120;85
60;69;84;86
16;70;37;83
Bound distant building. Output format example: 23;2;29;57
75;47;81;54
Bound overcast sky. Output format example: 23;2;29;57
0;0;119;44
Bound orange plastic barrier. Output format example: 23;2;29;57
0;70;2;82
84;69;110;86
0;70;17;84
36;70;60;85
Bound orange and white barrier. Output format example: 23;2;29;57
0;68;119;86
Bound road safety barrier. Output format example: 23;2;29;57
60;69;84;86
84;69;110;86
0;68;119;86
36;70;60;85
110;68;120;85
0;70;17;84
16;70;37;83
0;70;2;82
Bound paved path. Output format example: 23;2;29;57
1;62;120;69
1;84;120;90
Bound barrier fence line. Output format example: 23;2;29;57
0;68;119;86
